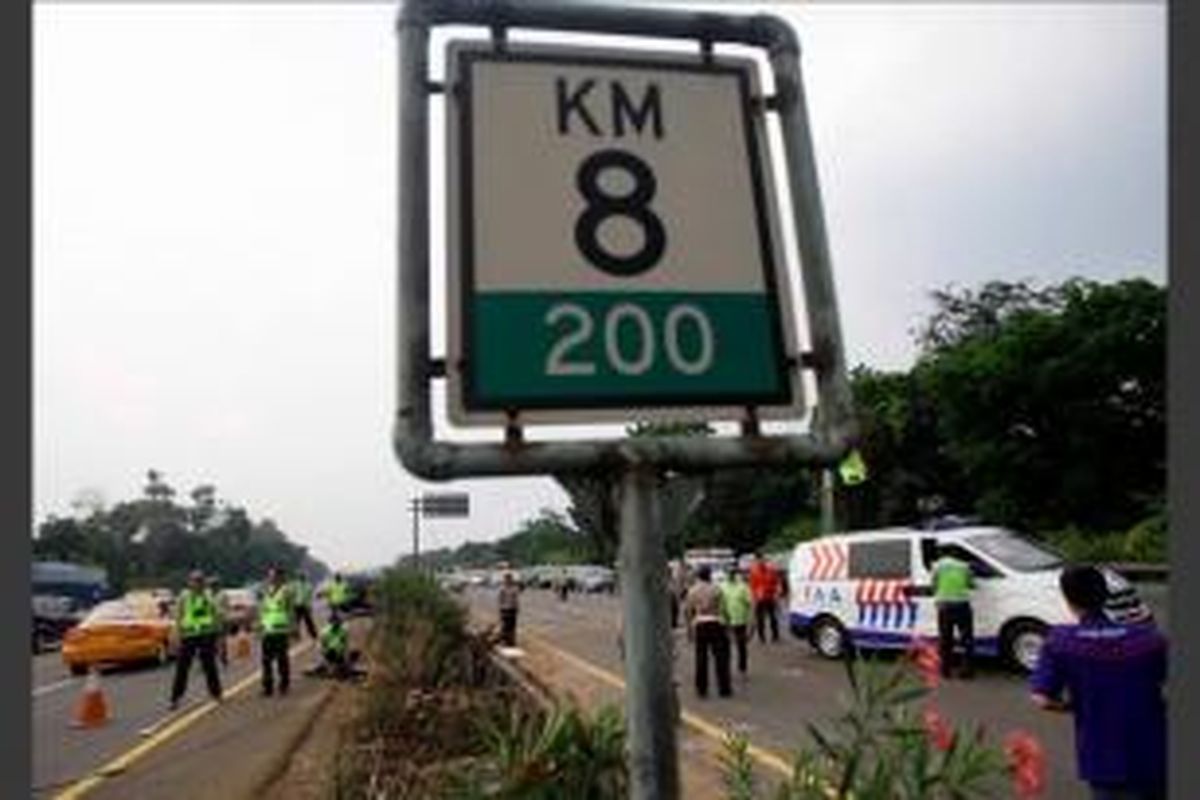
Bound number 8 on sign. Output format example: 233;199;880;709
574;149;667;277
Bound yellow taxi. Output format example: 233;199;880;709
61;596;177;675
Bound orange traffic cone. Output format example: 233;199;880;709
72;669;109;728
233;631;252;660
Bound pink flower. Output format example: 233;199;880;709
922;705;954;752
908;638;941;688
1004;730;1046;798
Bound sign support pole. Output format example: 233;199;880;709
410;497;421;570
618;465;679;800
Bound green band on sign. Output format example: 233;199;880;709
468;291;787;408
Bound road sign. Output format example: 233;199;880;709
418;492;470;518
447;42;803;426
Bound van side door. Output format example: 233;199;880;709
846;538;917;643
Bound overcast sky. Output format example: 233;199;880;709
33;3;1165;571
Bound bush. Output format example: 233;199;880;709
452;704;628;800
1041;528;1126;564
1123;512;1167;563
374;568;470;687
721;644;1044;799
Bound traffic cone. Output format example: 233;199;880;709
72;669;109;728
233;630;252;660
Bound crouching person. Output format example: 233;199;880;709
317;613;364;681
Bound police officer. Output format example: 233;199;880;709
170;569;223;710
289;571;318;640
259;566;293;696
318;612;352;679
930;544;975;679
326;572;350;616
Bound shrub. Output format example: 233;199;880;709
722;642;1044;799
1123;512;1167;563
453;704;628;800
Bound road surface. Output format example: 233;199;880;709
464;585;1166;800
31;636;318;798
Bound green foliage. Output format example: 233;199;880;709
403;508;602;571
454;704;627;800
679;468;815;556
915;278;1164;532
32;470;324;592
1041;507;1168;565
373;568;470;688
721;731;758;800
729;657;1010;800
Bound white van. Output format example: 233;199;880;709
787;526;1151;672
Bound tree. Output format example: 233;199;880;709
915;278;1164;531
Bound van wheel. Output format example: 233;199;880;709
809;617;849;660
69;663;87;676
1003;620;1048;673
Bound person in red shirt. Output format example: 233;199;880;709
748;553;782;644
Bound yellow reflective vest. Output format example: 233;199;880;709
259;586;292;635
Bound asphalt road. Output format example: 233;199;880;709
465;585;1165;800
31;635;322;798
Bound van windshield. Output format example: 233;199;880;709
967;532;1063;572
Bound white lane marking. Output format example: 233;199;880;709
33;678;79;698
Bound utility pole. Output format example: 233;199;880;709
820;468;836;535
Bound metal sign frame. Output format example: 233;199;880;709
395;0;857;481
445;41;805;426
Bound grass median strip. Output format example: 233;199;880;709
54;639;315;800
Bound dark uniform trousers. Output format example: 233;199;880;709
936;601;975;677
693;620;732;698
172;634;222;703
261;633;291;695
294;604;318;639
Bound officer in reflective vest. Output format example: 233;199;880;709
319;612;350;679
326;572;350;615
259;566;293;697
170;569;223;710
931;545;976;679
289;572;317;640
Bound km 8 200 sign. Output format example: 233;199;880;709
446;43;804;426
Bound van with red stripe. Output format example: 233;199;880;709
787;526;1152;672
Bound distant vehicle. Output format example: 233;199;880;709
32;561;111;610
123;588;175;619
575;566;617;594
61;597;177;675
437;571;468;593
787;526;1153;672
33;594;84;655
684;547;737;583
220;588;258;633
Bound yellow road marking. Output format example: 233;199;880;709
522;630;792;777
54;640;315;800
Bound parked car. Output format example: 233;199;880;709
575;566;617;594
61;597;177;675
220;588;258;633
438;571;468;593
787;526;1152;673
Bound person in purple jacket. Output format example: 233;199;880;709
1030;565;1167;800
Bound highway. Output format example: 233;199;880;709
465;583;1167;800
31;637;301;798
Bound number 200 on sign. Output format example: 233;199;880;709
544;303;715;377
